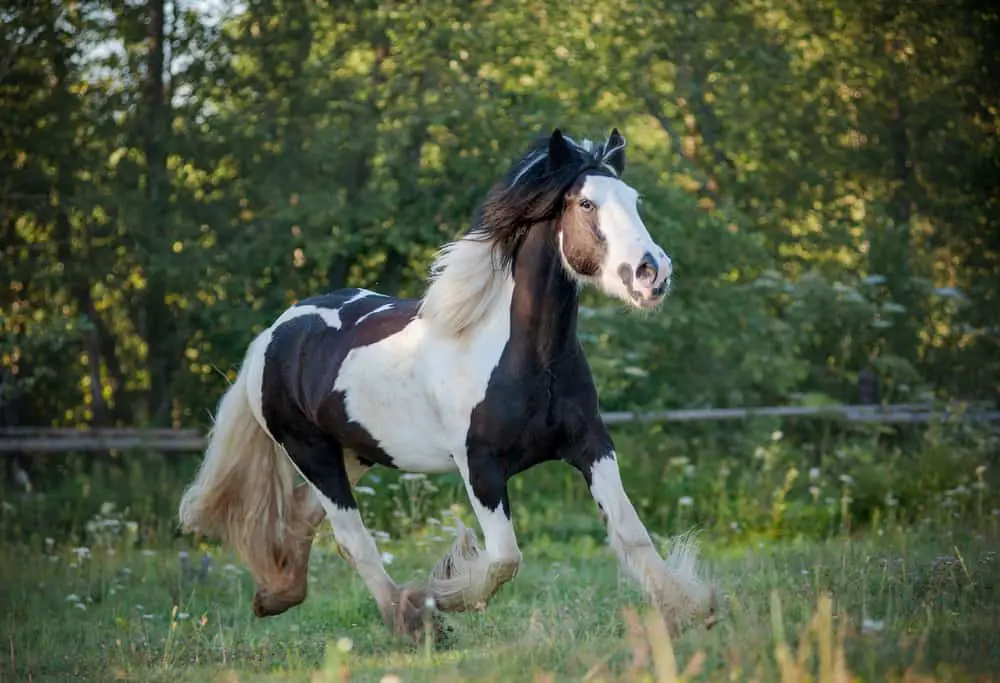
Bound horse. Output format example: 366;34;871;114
178;128;717;641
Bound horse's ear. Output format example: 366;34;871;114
547;128;573;171
603;128;626;175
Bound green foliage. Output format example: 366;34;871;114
3;0;998;431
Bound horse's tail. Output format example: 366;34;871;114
178;335;297;591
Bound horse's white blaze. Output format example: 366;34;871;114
576;175;673;302
335;276;515;473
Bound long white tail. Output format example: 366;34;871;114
177;340;297;588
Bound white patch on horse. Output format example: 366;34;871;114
310;482;396;605
355;303;394;326
345;289;382;307
419;237;512;336
278;304;342;329
336;277;514;473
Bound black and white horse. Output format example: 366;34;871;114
178;128;716;640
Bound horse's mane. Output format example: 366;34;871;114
419;133;621;336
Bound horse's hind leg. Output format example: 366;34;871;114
252;483;326;617
283;436;438;640
252;451;371;617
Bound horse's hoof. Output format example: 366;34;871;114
384;586;451;645
252;589;302;618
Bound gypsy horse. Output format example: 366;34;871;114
178;128;717;641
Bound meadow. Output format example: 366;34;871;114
1;423;997;682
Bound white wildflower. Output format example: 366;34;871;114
336;636;353;653
809;467;821;481
354;485;375;496
678;496;694;507
75;602;87;611
683;464;696;477
176;612;190;621
72;547;91;559
381;552;395;565
65;594;81;603
771;430;783;441
839;474;854;486
400;473;426;481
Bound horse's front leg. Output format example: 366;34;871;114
571;441;716;636
428;456;522;612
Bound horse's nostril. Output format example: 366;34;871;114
635;252;657;283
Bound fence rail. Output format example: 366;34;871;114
1;402;997;453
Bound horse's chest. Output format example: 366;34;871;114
331;313;510;473
466;355;591;469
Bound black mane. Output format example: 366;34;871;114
468;132;619;271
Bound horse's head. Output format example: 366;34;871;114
549;128;672;310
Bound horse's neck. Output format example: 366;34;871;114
507;224;580;363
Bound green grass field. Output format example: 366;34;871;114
2;515;997;683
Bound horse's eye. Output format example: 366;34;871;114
579;198;595;212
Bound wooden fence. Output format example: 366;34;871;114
1;402;997;453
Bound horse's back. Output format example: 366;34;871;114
256;288;419;452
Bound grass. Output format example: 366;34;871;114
1;517;997;683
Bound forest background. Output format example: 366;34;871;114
2;0;999;537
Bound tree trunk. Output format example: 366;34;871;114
143;0;175;426
48;12;112;426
